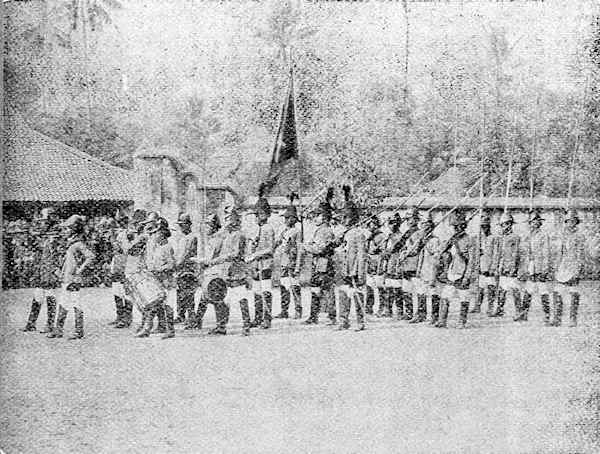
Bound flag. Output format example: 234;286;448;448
271;68;298;167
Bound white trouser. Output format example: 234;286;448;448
252;279;272;295
60;284;80;310
224;285;251;307
401;278;414;293
440;284;472;304
111;282;126;299
499;276;520;291
33;288;55;302
554;282;580;299
478;275;496;289
385;278;402;289
523;281;551;296
413;278;441;297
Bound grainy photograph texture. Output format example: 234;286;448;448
1;0;600;453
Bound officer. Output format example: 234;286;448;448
174;213;198;327
273;194;303;319
365;214;387;316
381;213;404;319
48;215;95;340
22;208;62;333
435;210;477;328
471;211;498;315
552;209;586;327
246;184;276;329
490;211;522;318
413;211;441;324
335;196;367;331
517;209;552;323
302;188;337;325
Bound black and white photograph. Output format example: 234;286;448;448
1;0;599;452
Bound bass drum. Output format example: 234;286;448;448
129;270;166;310
201;265;228;302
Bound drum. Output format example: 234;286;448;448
129;270;166;310
201;265;228;302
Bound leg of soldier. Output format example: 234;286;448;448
40;294;57;333
239;298;250;336
68;307;85;340
304;292;320;325
491;288;506;317
541;293;551;326
568;292;580;327
324;286;337;325
337;287;351;330
471;287;484;313
435;299;450;328
175;286;186;324
195;298;210;331
22;295;42;332
135;306;155;338
354;289;365;331
117;284;134;328
291;285;302;319
486;285;496;316
511;288;523;322
550;291;563;327
430;294;440;325
393;288;404;320
376;286;386;317
458;300;470;329
110;282;124;326
515;291;531;322
402;291;413;321
151;305;166;334
162;303;175;339
261;291;273;329
47;304;68;338
409;294;427;324
251;293;263;328
277;286;290;318
365;285;374;315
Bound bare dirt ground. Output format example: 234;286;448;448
1;287;599;454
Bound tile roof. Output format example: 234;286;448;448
3;112;137;202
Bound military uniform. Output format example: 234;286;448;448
48;215;95;340
517;210;553;323
173;213;198;327
436;211;478;328
109;212;134;328
23;211;63;333
365;216;387;316
390;210;420;320
413;213;442;325
273;197;302;319
337;226;367;330
382;214;405;319
472;212;499;315
490;212;522;318
552;209;586;327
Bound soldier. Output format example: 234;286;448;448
435;210;478;328
382;213;405;319
412;211;441;325
273;194;303;319
552;209;586;327
302;189;337;325
108;211;132;328
137;217;176;339
471;211;499;315
173;213;198;327
194;214;227;333
198;207;251;336
490;212;522;318
22;208;62;333
336;198;367;331
246;184;276;329
141;211;167;334
365;215;387;316
517;209;553;323
47;215;95;340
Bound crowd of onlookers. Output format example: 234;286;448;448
2;215;120;289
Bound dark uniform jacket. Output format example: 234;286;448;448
519;229;552;281
272;225;301;285
339;227;367;286
386;227;416;278
479;233;499;276
174;233;198;280
248;223;275;280
366;230;387;275
491;232;521;277
398;228;428;276
36;233;63;289
438;233;478;289
416;235;441;285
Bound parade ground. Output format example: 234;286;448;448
1;288;599;454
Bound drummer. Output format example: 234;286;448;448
136;217;176;339
246;184;276;329
173;213;198;328
194;214;226;333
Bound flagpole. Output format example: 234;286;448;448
289;46;304;242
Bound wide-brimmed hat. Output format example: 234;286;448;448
142;211;160;225
61;215;85;231
131;209;147;225
564;209;580;224
205;213;222;231
499;211;514;225
528;209;544;223
147;217;170;235
419;211;434;226
253;183;271;216
176;213;192;226
283;193;299;221
480;211;492;226
404;207;420;221
448;210;467;226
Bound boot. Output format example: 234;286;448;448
292;285;302;319
68;308;84;340
541;294;551;326
354;292;365;331
22;298;41;332
435;299;449;328
486;285;496;316
337;292;350;330
430;295;440;325
239;299;251;336
365;286;374;315
512;290;523;321
47;305;68;338
394;289;404;320
276;287;290;318
376;287;387;317
409;295;427;323
135;310;148;334
261;292;272;329
162;305;175;339
490;289;506;317
401;292;413;320
383;288;393;317
39;296;57;333
568;293;580;327
458;301;469;329
115;299;133;328
303;294;320;324
550;292;563;326
514;292;530;322
195;299;209;331
250;294;263;327
135;309;153;337
175;297;186;324
150;305;166;334
209;303;228;335
470;289;483;313
109;296;123;326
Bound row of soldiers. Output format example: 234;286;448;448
20;186;589;339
